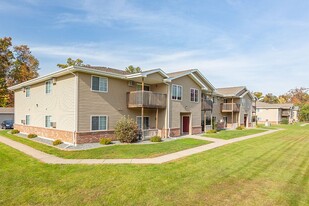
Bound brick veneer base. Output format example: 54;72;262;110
76;131;116;144
14;124;73;143
192;126;202;135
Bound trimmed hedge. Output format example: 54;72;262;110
53;139;63;146
206;129;217;134
100;138;112;145
150;136;162;142
27;134;37;138
115;116;138;143
236;125;245;130
11;129;20;134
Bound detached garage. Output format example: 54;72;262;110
0;107;14;123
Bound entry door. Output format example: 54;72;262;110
182;116;190;133
223;116;228;128
244;115;247;127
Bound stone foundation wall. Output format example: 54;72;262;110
75;131;116;144
14;124;73;143
170;128;181;137
192;126;202;135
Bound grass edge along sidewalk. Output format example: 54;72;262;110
0;129;279;164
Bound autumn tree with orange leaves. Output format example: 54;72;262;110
0;37;39;107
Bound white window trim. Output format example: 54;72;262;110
45;115;52;128
45;80;52;95
136;83;150;91
25;86;30;97
25;114;30;125
90;115;108;131
90;75;109;93
190;88;199;103
171;84;183;101
136;116;150;129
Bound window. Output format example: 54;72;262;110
25;87;30;97
45;80;52;94
190;88;199;102
91;116;107;131
45;115;52;127
136;116;150;129
91;76;108;92
136;84;150;91
172;85;182;100
26;115;30;125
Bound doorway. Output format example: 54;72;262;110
244;114;248;127
182;116;190;134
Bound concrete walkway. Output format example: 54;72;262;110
0;129;279;165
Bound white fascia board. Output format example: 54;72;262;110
194;70;216;91
8;66;126;91
190;73;208;90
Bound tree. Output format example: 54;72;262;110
278;95;289;104
0;37;39;107
0;37;14;107
253;92;263;101
57;58;88;69
125;65;142;73
285;87;309;105
299;104;309;121
262;93;279;104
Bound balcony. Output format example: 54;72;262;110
221;103;240;112
281;110;290;117
127;91;167;109
201;99;213;111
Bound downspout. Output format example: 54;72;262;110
164;82;171;138
67;69;78;146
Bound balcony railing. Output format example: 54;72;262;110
127;91;167;109
281;110;290;116
201;99;213;111
221;103;240;112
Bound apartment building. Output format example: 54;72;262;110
9;66;217;144
256;102;299;124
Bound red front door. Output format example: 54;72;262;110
183;116;190;133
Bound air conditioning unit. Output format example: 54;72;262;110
52;78;57;85
128;80;134;87
21;120;25;124
51;122;56;128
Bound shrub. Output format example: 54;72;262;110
281;118;289;124
100;138;112;145
11;129;20;134
115;116;138;143
53;139;63;146
27;133;37;138
236;125;245;130
206;129;217;134
150;136;161;142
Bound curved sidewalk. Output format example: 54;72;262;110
0;129;279;165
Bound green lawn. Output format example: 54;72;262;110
204;128;267;139
0;131;210;159
0;124;308;205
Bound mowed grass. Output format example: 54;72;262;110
0;124;308;205
204;128;267;139
0;131;210;159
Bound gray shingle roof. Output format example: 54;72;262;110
216;86;246;97
0;107;14;114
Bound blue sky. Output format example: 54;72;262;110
1;0;309;95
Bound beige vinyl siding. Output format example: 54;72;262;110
77;73;167;131
256;108;280;124
14;74;75;131
169;75;201;129
239;94;253;125
211;97;224;123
